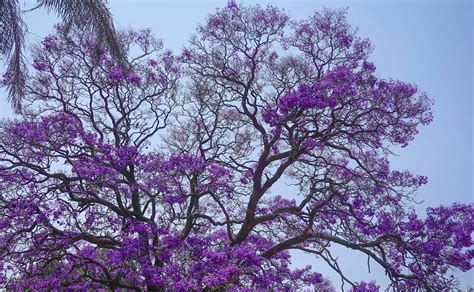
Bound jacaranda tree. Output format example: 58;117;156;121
0;2;472;291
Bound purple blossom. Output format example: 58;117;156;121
351;281;380;292
107;66;124;81
32;59;47;71
126;71;141;86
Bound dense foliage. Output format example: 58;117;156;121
0;2;472;291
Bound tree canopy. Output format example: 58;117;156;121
0;2;472;291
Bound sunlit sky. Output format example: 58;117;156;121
2;0;473;289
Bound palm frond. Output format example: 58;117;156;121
39;0;126;65
0;0;26;112
0;0;125;112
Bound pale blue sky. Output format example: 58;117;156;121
2;0;473;289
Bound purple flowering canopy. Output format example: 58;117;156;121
0;2;472;291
